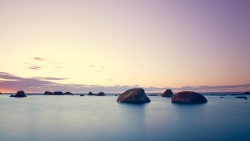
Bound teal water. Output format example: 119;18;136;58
0;95;249;141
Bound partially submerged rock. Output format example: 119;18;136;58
235;96;247;99
243;91;250;95
96;92;105;96
161;89;173;97
171;91;207;103
44;91;53;95
53;91;64;95
10;90;27;98
149;94;158;96
80;94;84;96
64;92;73;95
88;92;94;95
117;88;151;103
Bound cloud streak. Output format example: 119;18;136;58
28;66;42;70
35;77;69;80
34;57;45;61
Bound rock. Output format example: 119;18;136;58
171;91;207;103
220;96;224;98
117;88;151;103
243;91;250;95
161;89;173;97
0;92;2;94
11;90;27;97
53;91;64;95
235;96;247;99
88;92;94;95
64;92;73;95
96;92;105;96
115;95;118;96
44;91;53;95
80;94;84;96
149;94;158;96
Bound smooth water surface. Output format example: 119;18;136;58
0;95;250;141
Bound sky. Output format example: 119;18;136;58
0;0;250;93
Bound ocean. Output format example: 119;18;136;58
0;93;249;141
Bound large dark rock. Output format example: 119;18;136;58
10;90;27;97
96;92;105;96
117;88;151;103
243;91;250;95
53;91;64;95
44;91;53;95
0;92;2;94
171;91;207;103
64;92;73;95
88;92;94;95
235;96;247;99
161;89;173;97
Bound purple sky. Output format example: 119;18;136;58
0;0;250;93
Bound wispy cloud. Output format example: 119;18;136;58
28;66;42;70
35;77;69;80
89;65;94;68
0;72;23;80
34;57;45;61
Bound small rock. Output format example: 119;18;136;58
80;94;84;96
96;92;105;96
161;89;173;97
53;91;64;95
243;91;250;95
44;91;53;95
235;96;247;99
88;92;94;95
149;94;158;96
10;90;27;98
64;92;73;95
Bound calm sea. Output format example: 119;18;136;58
0;93;249;141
